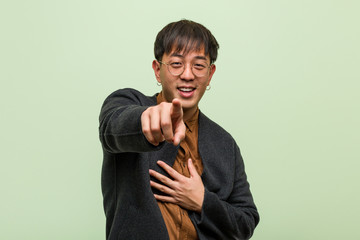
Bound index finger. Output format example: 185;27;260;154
156;160;183;180
171;99;183;119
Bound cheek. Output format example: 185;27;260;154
198;87;207;98
160;70;174;83
159;69;166;80
199;79;210;90
196;79;210;96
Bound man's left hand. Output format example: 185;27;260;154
149;158;204;213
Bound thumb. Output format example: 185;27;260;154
188;158;199;178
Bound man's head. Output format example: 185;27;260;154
154;19;219;64
152;20;219;120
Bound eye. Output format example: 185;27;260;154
193;63;206;70
170;62;183;68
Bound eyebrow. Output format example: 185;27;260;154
170;53;208;61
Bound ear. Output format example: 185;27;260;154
207;64;216;86
152;60;161;83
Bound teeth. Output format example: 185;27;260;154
179;87;193;92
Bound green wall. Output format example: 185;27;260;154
1;0;359;239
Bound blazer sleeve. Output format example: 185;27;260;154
99;88;163;153
191;144;259;240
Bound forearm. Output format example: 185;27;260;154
100;105;151;153
191;144;259;239
192;189;259;240
99;89;162;153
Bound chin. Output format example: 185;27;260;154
180;101;197;111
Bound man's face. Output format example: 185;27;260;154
152;47;216;117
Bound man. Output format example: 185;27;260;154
99;19;259;240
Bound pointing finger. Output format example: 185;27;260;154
173;122;185;146
171;99;185;145
171;98;183;118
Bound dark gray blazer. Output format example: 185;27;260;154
99;88;259;240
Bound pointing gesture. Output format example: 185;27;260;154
141;99;186;146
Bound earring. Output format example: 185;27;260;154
157;82;162;86
206;85;211;91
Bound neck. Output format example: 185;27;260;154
183;107;198;122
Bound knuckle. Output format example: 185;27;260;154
179;132;185;139
169;169;176;176
158;102;166;109
143;107;153;116
142;109;149;116
148;105;156;111
159;102;169;107
161;102;172;111
150;126;161;134
161;120;171;129
142;127;150;134
159;176;167;183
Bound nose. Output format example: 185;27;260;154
180;63;195;81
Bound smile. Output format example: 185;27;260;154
178;87;196;98
178;87;195;92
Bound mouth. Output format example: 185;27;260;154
178;87;196;92
177;87;196;98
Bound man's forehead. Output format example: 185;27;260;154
165;47;209;60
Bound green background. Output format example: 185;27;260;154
1;0;359;239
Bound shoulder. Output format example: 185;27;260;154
103;88;158;107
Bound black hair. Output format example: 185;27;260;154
154;19;219;63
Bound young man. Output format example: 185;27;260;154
99;19;259;240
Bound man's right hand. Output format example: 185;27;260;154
141;98;186;146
